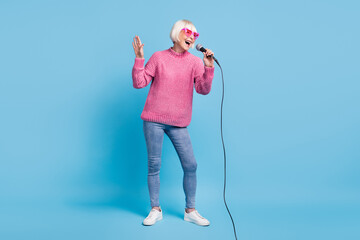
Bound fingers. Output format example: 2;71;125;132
205;48;214;57
133;35;145;51
136;35;142;46
132;35;145;58
203;49;214;58
133;36;144;47
133;37;138;50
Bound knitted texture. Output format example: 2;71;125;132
132;47;215;127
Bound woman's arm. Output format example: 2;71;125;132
194;61;215;95
132;55;156;89
131;35;156;89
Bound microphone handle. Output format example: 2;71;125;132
200;47;217;61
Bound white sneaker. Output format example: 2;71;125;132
143;208;163;226
184;209;210;226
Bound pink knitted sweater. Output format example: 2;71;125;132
132;47;215;127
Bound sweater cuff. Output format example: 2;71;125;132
204;65;215;78
134;58;145;68
204;65;215;72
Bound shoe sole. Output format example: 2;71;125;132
184;216;210;226
143;215;163;226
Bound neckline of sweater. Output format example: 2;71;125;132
168;47;190;58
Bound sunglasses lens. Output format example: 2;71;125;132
194;32;199;39
184;28;192;36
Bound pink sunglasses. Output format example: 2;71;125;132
181;28;199;40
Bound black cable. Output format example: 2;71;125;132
214;58;238;240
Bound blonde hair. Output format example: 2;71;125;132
170;19;197;49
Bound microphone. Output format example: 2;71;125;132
196;43;218;62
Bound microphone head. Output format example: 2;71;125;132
196;44;203;51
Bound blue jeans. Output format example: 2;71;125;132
143;120;197;209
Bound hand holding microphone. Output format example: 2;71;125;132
196;44;218;67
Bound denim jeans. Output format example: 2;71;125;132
143;120;197;209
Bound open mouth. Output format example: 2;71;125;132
185;40;191;47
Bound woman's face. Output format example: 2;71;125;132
177;28;196;50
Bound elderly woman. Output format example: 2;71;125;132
132;19;215;226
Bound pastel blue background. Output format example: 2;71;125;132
0;0;359;239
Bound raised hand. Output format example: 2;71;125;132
132;35;145;59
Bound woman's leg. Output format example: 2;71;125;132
143;121;165;208
165;126;197;209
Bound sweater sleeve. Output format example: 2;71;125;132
132;53;157;89
194;59;215;95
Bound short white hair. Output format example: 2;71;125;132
170;19;197;49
